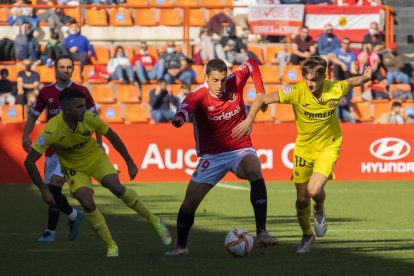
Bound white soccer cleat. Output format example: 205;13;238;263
314;210;328;237
165;244;189;256
296;234;315;254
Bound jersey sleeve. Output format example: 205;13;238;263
31;123;56;155
277;85;299;105
174;91;200;121
88;112;110;135
336;80;350;96
31;89;46;117
234;59;265;94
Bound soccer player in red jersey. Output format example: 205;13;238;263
165;58;277;256
22;55;97;243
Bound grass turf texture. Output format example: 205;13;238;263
1;181;414;275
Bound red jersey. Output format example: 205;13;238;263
31;81;96;156
130;53;157;67
174;59;265;156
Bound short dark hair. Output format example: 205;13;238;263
391;101;402;108
205;59;227;75
59;87;86;103
1;68;8;77
302;56;327;79
54;55;74;69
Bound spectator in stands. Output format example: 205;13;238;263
16;59;40;107
272;46;290;81
215;24;249;67
404;107;414;124
193;27;216;65
375;101;404;124
337;91;355;123
131;41;165;85
357;42;381;81
207;8;235;37
329;37;357;80
159;41;194;85
290;26;316;65
14;22;40;61
362;22;385;50
317;23;340;60
64;21;95;73
41;31;68;67
9;0;38;33
107;45;135;84
175;82;191;104
0;69;17;106
36;0;63;35
149;79;180;123
382;43;410;86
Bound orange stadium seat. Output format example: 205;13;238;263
147;46;159;61
150;0;174;5
192;65;205;84
111;46;135;61
35;66;56;83
282;65;303;84
389;84;411;100
99;104;123;123
265;46;286;64
1;105;24;124
372;101;392;121
159;9;182;26
134;8;158;26
85;9;108;26
72;64;83;83
109;8;133;26
259;65;279;84
243;84;259;104
353;102;373;122
247;46;264;65
189;9;207;27
140;84;156;103
169;84;181;96
175;0;198;5
0;8;8;26
7;65;24;82
116;84;140;103
92;47;110;65
63;8;82;25
91;85;115;104
126;0;149;5
255;104;274;123
124;104;149;123
350;85;363;103
265;84;283;93
274;103;295;123
200;0;231;6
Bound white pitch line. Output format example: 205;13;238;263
216;183;250;191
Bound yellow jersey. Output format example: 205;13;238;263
32;111;109;171
277;80;349;151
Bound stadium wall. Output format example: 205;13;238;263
1;123;413;184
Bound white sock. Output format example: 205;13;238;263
68;209;78;221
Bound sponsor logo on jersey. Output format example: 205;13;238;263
63;140;90;151
282;86;292;95
208;105;241;121
208;106;215;111
36;136;45;146
48;98;54;103
304;110;335;119
328;101;338;108
49;108;62;115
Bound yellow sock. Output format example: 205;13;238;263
313;200;324;214
86;209;115;246
121;187;156;222
296;205;313;236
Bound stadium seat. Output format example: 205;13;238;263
353;102;373;122
126;0;149;5
169;84;182;96
282;65;303;84
265;84;283;93
258;65;279;84
91;47;110;65
134;8;158;26
247;46;264;65
200;0;231;6
265;46;286;64
124;104;149;123
350;85;363;103
116;84;140;103
99;104;123;123
274;103;295;123
243;84;259;104
189;9;207;27
254;104;274;123
91;85;115;104
208;9;225;19
63;8;82;25
0;8;8;26
159;9;182;26
389;84;412;100
147;46;159;61
7;65;24;82
35;66;55;83
72;64;83;83
1;105;24;124
109;8;133;26
140;84;156;103
150;0;174;5
372;101;392;121
85;9;109;26
192;65;205;84
175;0;198;5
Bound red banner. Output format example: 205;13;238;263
1;123;413;184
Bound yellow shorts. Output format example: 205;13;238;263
63;151;118;193
292;138;342;184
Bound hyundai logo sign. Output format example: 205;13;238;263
369;138;411;161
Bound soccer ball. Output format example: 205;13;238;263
224;228;254;257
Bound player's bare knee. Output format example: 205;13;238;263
181;201;198;213
50;176;65;187
307;185;321;198
296;198;310;209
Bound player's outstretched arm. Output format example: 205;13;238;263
345;66;372;92
93;110;103;146
24;149;55;205
22;112;39;153
232;92;280;140
104;128;138;180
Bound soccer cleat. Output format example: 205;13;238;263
314;210;328;237
36;230;56;243
164;244;189;256
254;231;278;247
69;209;84;241
106;243;119;257
296;234;315;254
151;216;172;245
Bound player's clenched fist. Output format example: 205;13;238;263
171;116;185;128
127;161;139;180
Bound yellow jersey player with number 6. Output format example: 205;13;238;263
232;56;372;254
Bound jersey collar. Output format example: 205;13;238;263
55;81;73;91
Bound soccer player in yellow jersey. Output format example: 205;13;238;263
232;56;372;253
24;87;172;257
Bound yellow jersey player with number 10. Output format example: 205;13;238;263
231;56;372;254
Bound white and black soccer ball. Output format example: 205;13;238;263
224;228;254;257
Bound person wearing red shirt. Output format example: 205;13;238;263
165;58;278;256
130;41;165;84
